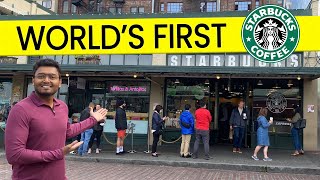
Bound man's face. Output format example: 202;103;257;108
239;101;244;108
96;105;101;110
32;66;61;97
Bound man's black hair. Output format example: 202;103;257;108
199;100;206;108
33;59;61;78
185;104;191;110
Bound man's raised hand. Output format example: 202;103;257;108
90;107;108;122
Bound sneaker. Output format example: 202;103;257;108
233;148;237;153
184;154;192;158
152;153;158;157
237;148;242;154
251;156;259;161
263;157;272;161
204;156;213;160
180;154;184;158
69;151;76;155
87;148;92;154
116;152;123;155
96;149;99;154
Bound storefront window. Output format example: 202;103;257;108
252;79;302;134
166;78;211;128
0;80;12;122
104;81;150;121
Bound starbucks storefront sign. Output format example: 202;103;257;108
242;5;299;63
167;53;301;67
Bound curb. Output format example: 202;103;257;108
65;156;320;175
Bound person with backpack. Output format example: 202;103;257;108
179;104;194;158
286;105;304;156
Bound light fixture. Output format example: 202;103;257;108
272;83;281;89
257;80;263;86
205;79;210;85
297;76;301;80
66;73;69;77
216;75;221;79
174;79;180;84
133;74;138;78
287;80;293;87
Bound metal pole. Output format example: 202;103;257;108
128;123;137;153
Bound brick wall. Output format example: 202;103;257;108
58;0;283;14
58;0;152;14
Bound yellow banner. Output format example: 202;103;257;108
0;16;319;56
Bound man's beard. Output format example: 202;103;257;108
35;88;57;97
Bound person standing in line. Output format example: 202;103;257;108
5;59;108;180
88;104;105;154
251;107;273;161
179;104;195;158
115;99;127;155
151;105;167;157
286;105;304;156
192;100;212;160
78;102;95;156
230;100;248;153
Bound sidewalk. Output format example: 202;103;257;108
65;144;320;175
1;145;320;175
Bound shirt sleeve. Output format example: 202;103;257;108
66;117;97;139
5;105;64;165
260;116;271;128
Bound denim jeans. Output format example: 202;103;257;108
291;127;302;151
233;127;245;148
78;129;93;156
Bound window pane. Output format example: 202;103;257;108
160;3;165;12
139;55;152;65
42;0;52;9
63;0;69;13
109;7;116;13
167;3;183;13
131;7;137;13
235;1;251;11
110;55;124;65
71;4;77;13
138;7;144;13
100;55;110;65
117;8;122;13
125;55;138;65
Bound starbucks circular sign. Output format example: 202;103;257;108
242;5;300;63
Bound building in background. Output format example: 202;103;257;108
1;0;320;151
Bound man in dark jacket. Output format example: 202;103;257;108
230;100;248;153
88;104;105;154
115;99;127;155
179;104;194;158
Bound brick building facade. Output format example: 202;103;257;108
57;0;283;14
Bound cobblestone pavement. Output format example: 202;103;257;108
1;157;320;180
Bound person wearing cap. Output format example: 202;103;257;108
115;99;127;155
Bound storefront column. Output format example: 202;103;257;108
11;73;25;103
148;77;165;145
303;79;319;151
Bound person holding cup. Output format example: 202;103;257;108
251;108;273;161
230;100;248;153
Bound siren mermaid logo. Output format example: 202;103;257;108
242;5;299;62
266;92;287;113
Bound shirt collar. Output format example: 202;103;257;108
30;91;61;107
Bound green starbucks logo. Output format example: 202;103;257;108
242;5;299;63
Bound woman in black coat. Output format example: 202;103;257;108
151;105;167;157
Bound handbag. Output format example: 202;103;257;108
293;119;306;129
180;120;191;128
